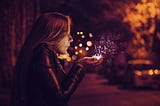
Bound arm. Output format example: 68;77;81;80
33;49;65;105
32;47;85;105
61;63;85;101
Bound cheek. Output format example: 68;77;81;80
58;40;67;50
61;38;69;45
57;37;69;50
64;40;69;45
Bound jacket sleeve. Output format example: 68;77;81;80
62;62;85;101
32;48;84;105
33;49;65;105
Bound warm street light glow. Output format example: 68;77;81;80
135;70;142;76
149;69;154;75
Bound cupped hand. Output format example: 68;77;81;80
77;56;104;68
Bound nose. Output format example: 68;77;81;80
69;34;73;42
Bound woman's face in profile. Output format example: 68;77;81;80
56;27;73;54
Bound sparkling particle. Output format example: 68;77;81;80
94;33;125;60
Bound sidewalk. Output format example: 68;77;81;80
68;72;113;106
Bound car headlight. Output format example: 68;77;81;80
154;69;160;75
148;69;154;75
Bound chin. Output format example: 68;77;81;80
57;48;68;54
60;51;68;54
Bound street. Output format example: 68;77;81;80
0;72;160;106
69;73;160;106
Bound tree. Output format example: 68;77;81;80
123;0;160;59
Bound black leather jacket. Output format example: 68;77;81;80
25;44;84;106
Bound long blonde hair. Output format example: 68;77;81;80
41;12;71;48
27;12;72;50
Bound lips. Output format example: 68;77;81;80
67;44;70;48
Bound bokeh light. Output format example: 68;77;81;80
81;35;85;38
79;50;83;53
74;46;78;49
85;47;89;51
79;43;83;47
89;33;93;37
87;41;92;47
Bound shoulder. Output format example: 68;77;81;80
33;43;51;55
32;43;57;64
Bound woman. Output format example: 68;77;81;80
11;12;102;106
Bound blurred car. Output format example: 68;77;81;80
122;59;160;89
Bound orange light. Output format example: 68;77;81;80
74;46;78;49
148;69;154;75
154;69;159;75
79;50;83;53
135;70;142;76
57;53;71;61
123;0;159;58
87;41;92;47
89;33;93;37
66;57;71;62
75;51;78;55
